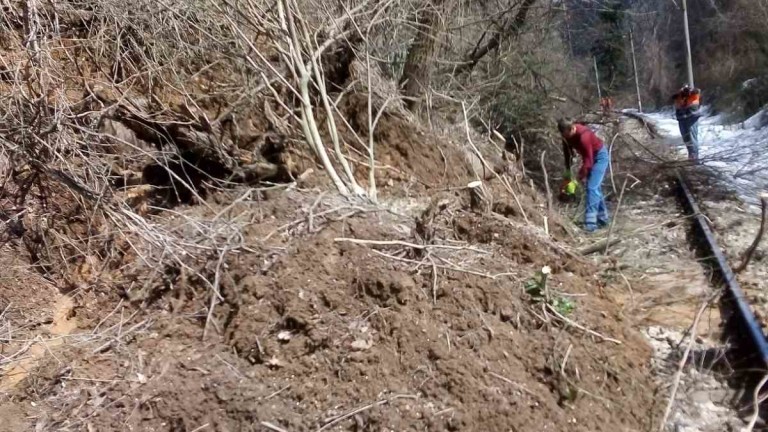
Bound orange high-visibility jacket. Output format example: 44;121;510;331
672;88;701;121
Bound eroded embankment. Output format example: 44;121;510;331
0;180;666;432
2;111;760;432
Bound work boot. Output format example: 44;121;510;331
598;219;610;229
584;224;598;233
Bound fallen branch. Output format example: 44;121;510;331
451;0;536;75
489;371;539;399
735;193;768;273
262;206;375;242
428;254;439;304
334;237;489;254
578;238;621;255
607;133;620;195
621;111;659;138
370;250;517;280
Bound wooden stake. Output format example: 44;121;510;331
541;150;553;216
603;176;629;255
467;181;490;213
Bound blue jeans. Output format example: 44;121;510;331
585;147;609;229
678;117;699;160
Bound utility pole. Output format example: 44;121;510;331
593;56;602;101
682;0;695;87
629;29;643;112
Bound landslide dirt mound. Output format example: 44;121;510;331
0;2;663;430
3;188;661;431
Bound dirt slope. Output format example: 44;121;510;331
0;175;665;431
0;2;667;429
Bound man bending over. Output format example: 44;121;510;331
558;118;610;232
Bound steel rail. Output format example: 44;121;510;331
676;170;768;367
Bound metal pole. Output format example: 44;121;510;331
629;29;643;112
682;0;695;87
593;56;602;100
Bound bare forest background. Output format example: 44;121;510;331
566;0;768;120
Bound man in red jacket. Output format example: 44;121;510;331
558;118;610;232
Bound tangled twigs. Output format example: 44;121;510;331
657;294;716;432
334;237;490;254
735;193;768;273
262;205;375;242
270;0;383;197
743;373;768;432
603;175;629;255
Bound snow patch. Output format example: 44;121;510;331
644;108;768;205
744;109;768;130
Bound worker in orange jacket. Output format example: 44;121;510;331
672;84;702;162
600;96;614;115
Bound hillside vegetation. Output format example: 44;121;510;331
0;0;733;430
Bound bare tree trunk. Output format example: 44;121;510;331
453;0;537;75
23;0;40;62
399;0;445;111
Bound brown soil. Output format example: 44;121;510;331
0;244;73;431
0;184;664;431
0;9;666;429
1;296;77;390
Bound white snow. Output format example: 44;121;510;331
635;107;768;207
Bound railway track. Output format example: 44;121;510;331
621;110;768;368
676;169;768;368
